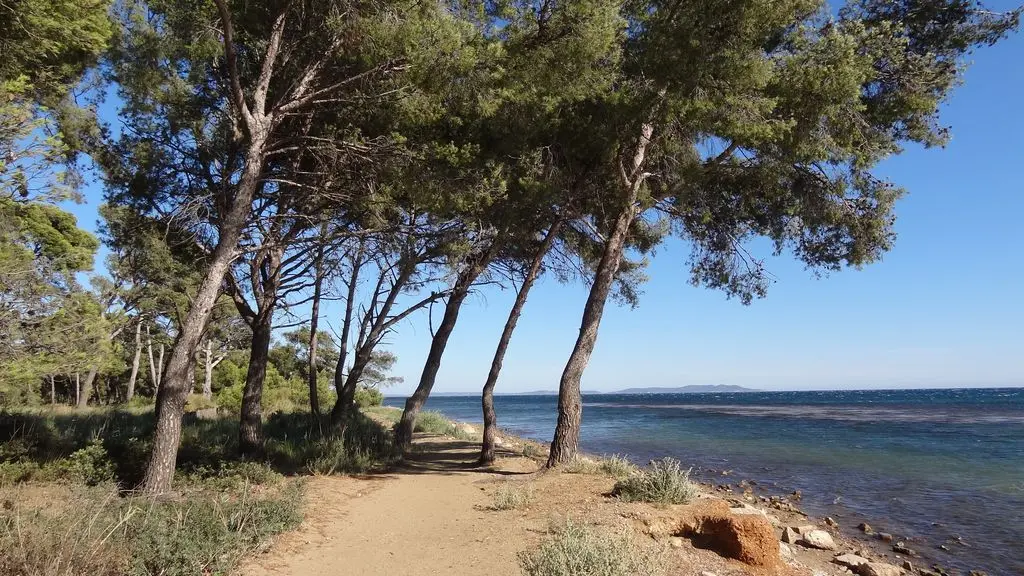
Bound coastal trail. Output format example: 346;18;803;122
243;435;539;576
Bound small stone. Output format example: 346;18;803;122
825;516;839;527
799;529;837;550
877;532;894;543
893;541;917;556
857;562;903;576
938;544;950;551
700;572;718;576
901;560;913;571
858;522;873;533
833;554;870;569
781;527;800;543
669;537;684;548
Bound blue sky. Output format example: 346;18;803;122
68;14;1024;394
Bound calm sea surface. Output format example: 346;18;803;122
386;388;1024;574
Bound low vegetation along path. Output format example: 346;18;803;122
244;434;536;576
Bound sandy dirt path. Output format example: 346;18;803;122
243;436;537;576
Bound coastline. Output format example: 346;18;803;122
353;406;937;576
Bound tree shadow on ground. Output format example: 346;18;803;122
390;436;535;476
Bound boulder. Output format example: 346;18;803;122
825;516;839;527
781;527;801;544
684;513;780;567
799;529;837;550
834;554;871;569
856;562;903;576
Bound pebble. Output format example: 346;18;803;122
877;532;894;543
902;560;914;571
857;522;873;533
825;516;838;527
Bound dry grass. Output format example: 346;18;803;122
490;482;534;511
612;457;698;504
519;519;665;576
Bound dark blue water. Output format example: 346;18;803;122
386;388;1024;574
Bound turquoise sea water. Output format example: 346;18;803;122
386;388;1024;574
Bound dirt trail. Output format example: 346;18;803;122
244;436;538;576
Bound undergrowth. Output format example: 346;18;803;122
518;520;665;576
612;457;698;504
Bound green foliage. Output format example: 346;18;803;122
0;482;303;576
354;386;384;408
518;520;665;576
412;410;457;435
612;458;698;505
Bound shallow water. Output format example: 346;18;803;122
386;388;1024;574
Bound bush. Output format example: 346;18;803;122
0;482;304;576
412;410;455;435
612;457;698;505
598;455;637;480
56;440;116;485
490;482;533;511
518;520;665;576
353;386;383;408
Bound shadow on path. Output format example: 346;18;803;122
392;435;535;477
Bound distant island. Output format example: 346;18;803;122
612;385;757;394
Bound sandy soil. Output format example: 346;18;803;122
242;431;888;576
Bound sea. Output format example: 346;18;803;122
385;388;1024;575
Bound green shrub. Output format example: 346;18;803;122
612;457;697;504
353;386;383;407
55;440;116;485
185;393;218;412
412;410;455;435
490;482;533;511
518;520;665;576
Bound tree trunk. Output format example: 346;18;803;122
146;325;157;392
396;252;494;450
77;365;98;408
203;339;214;400
480;220;562;465
329;241;365;427
49;375;55;404
307;239;325;418
75;372;80;405
127;321;142;401
141;133;268;494
239;315;273;457
156;344;164;391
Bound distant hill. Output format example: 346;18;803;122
612;385;757;394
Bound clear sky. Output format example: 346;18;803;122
68;11;1024;394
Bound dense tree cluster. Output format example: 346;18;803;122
0;0;1017;492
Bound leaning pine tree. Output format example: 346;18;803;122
546;0;1020;466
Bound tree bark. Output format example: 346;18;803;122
156;344;164;391
480;220;562;465
329;240;366;427
203;339;214;400
77;365;98;408
141;130;269;494
547;121;655;467
239;315;273;457
127;321;142;401
307;238;325;418
396;251;495;450
49;375;55;404
75;372;80;406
